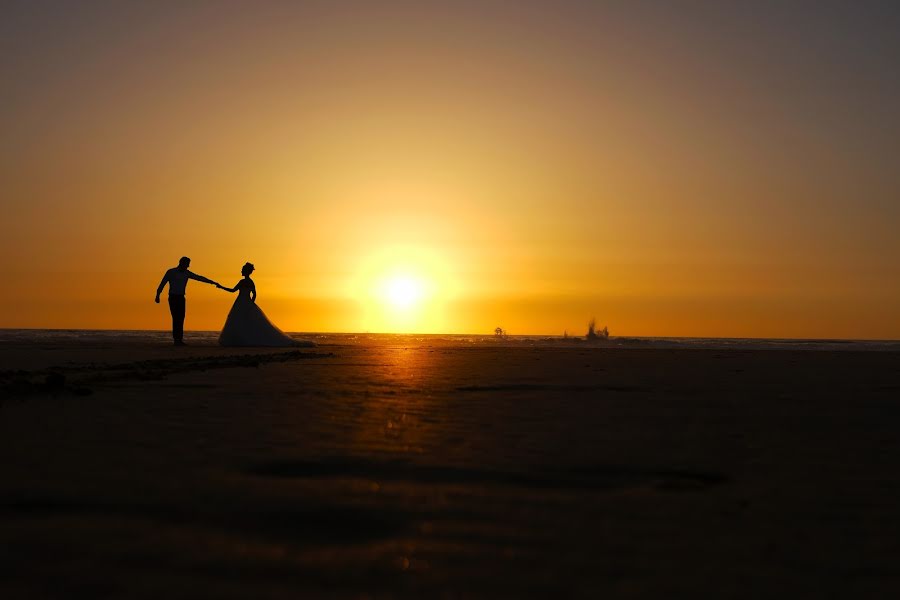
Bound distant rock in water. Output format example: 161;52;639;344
586;318;609;341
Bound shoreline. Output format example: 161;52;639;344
2;326;898;342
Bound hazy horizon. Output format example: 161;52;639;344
4;1;899;338
3;326;899;343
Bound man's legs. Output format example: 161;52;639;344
168;295;186;344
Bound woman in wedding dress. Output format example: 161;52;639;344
217;263;314;347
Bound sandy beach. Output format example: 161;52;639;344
2;332;899;598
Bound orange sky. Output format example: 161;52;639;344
2;2;899;338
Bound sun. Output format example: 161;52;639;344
382;275;424;310
348;244;461;332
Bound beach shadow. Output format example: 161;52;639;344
1;493;413;545
246;457;728;493
455;383;644;393
0;495;414;594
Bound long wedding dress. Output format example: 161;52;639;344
218;278;313;347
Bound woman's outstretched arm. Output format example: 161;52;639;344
217;280;241;293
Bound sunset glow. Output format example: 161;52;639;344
2;2;898;337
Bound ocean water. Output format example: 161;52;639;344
0;328;897;351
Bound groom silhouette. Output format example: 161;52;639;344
155;256;220;346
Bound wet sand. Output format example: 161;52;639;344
2;337;900;598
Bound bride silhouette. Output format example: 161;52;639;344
217;262;314;347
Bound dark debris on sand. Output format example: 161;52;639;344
0;350;334;402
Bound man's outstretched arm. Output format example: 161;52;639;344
187;271;219;286
155;271;170;303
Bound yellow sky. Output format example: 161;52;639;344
2;2;899;338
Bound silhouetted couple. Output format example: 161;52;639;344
155;257;312;347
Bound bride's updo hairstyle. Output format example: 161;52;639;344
242;262;255;276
